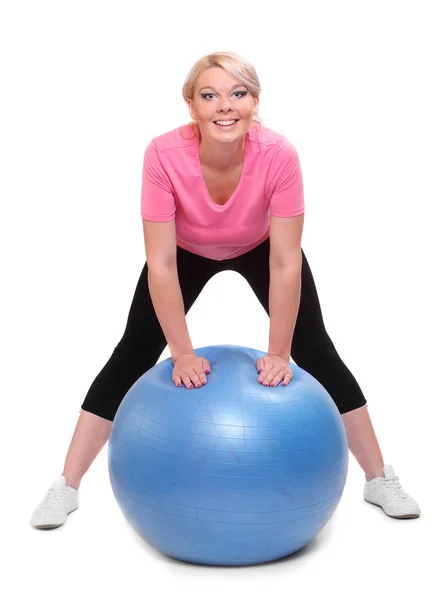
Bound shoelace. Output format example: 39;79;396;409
39;489;67;509
381;476;412;500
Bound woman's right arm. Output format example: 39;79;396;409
147;265;194;361
142;218;194;361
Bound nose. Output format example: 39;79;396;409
217;109;236;121
217;99;234;113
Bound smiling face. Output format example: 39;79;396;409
188;67;259;144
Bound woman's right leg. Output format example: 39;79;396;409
62;410;112;489
61;247;221;489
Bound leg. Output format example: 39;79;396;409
63;339;166;488
63;247;220;489
234;239;385;479
62;410;112;489
340;406;385;480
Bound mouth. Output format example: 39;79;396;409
213;119;239;129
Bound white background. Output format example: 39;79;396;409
1;0;446;598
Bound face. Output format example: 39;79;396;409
188;67;259;143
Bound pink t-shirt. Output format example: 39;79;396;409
141;123;305;261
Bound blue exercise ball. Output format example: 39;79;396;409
108;344;348;566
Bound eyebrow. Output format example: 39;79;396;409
199;84;246;92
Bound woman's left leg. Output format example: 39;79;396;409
233;239;385;480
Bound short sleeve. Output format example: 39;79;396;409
141;140;176;221
269;138;305;217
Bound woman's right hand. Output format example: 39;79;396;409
172;352;211;389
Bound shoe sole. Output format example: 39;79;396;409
31;506;79;529
364;498;420;519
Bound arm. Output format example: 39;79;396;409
268;213;304;360
142;217;194;361
140;141;193;361
147;266;195;361
268;264;302;360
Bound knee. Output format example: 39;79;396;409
291;339;336;370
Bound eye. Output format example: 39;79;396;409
200;90;248;100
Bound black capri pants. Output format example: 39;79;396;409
81;237;368;421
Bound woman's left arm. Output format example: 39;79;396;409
267;214;304;360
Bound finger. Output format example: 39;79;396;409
181;374;194;389
203;360;211;374
281;374;293;386
197;369;208;385
257;362;269;382
193;368;207;386
189;371;202;388
269;372;285;387
263;367;279;385
173;376;182;388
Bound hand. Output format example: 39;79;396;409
172;352;211;389
256;354;293;387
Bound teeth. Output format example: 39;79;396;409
215;120;236;125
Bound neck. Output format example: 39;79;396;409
198;135;245;172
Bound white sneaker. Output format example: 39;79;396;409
364;464;420;519
30;475;79;529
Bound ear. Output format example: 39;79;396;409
187;99;196;121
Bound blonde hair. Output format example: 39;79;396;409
180;51;263;140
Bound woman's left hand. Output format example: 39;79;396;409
256;354;294;387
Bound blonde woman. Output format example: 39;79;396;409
30;51;420;529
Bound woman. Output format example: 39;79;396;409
30;51;420;529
